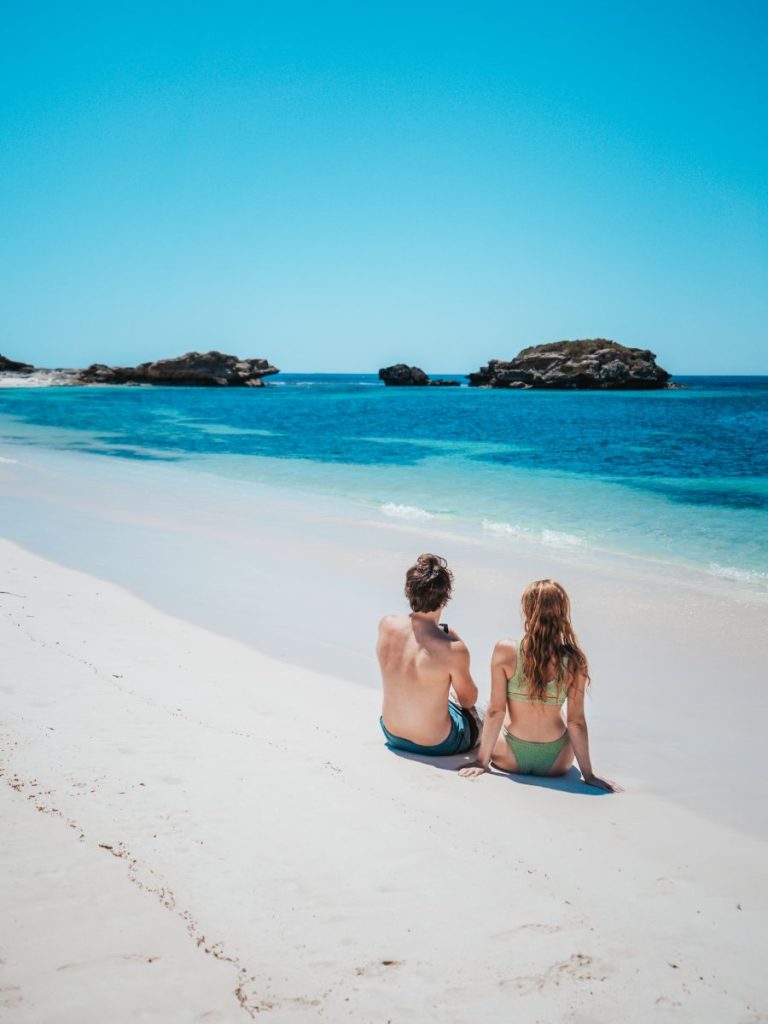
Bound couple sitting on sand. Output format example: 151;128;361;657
377;553;618;791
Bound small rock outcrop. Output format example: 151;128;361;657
379;364;430;386
78;351;279;387
378;364;460;387
468;340;671;390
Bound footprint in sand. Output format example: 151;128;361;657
501;953;610;995
354;960;403;977
655;995;683;1008
0;986;23;1009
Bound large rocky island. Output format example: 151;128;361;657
0;351;280;387
468;340;672;389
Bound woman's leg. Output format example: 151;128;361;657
489;732;519;772
546;736;575;776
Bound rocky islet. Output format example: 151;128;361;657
0;351;280;387
378;364;460;386
467;340;671;390
78;351;279;387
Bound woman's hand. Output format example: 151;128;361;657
583;774;622;793
459;760;488;778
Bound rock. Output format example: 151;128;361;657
378;364;430;386
468;340;671;390
77;351;279;387
0;354;35;373
378;365;460;387
77;363;135;385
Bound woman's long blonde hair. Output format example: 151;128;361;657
520;579;589;700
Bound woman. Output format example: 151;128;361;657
459;579;618;791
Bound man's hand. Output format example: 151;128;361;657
583;774;622;793
459;760;488;779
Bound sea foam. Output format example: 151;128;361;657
708;563;768;584
382;503;434;520
541;529;584;548
482;519;523;536
482;519;583;548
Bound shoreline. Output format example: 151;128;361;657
2;373;767;589
1;536;766;1021
1;440;767;604
0;443;767;842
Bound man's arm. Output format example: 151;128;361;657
448;639;478;709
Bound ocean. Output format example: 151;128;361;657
1;375;767;589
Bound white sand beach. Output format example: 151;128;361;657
1;449;767;1022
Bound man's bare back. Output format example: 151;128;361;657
378;611;478;745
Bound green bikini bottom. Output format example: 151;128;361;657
503;729;569;775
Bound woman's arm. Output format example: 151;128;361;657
459;641;513;777
566;669;621;792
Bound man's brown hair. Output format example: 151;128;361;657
404;553;453;612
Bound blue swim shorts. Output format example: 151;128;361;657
380;701;478;756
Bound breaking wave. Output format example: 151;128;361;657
382;502;435;520
482;519;584;548
708;563;768;585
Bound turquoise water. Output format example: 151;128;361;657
1;375;767;586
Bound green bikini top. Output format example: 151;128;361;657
507;641;569;706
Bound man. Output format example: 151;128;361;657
376;553;480;756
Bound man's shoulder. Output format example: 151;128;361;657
378;613;406;634
446;633;470;662
432;623;469;657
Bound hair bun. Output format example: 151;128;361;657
417;553;446;577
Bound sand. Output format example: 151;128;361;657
1;448;767;1022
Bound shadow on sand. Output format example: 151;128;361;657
388;749;609;795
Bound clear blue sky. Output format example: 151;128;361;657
1;1;766;373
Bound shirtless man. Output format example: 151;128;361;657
376;553;480;756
